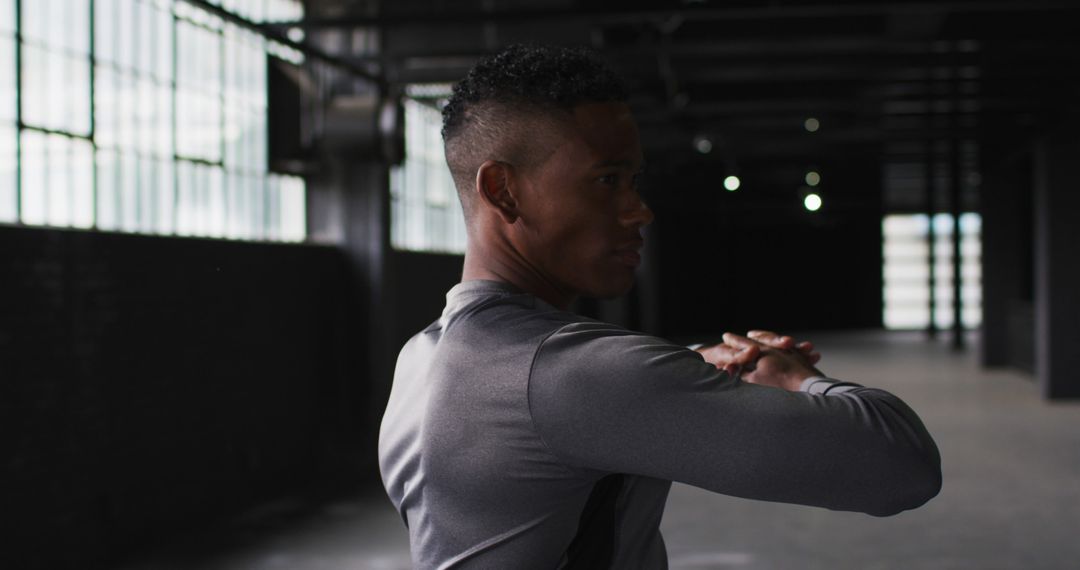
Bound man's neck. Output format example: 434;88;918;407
462;244;576;310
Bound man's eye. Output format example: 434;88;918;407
598;174;619;185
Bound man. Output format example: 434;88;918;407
379;45;941;569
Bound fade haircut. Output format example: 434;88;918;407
441;44;628;219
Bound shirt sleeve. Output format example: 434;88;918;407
527;322;942;517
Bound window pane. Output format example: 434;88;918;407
0;123;14;222
70;137;94;228
116;0;135;71
137;155;155;232
279;175;306;242
391;97;465;253
21;0;50;46
0;0;13;34
0;34;13;122
176;17;223;162
96;148;120;230
22;45;91;135
20;130;46;224
95;0;117;65
154;3;173;82
11;0;304;242
64;0;91;56
64;53;92;135
119;150;138;231
155;82;172;158
94;65;119;148
136;77;155;154
20;44;52;128
134;0;152;76
154;157;174;234
176;160;194;235
882;213;982;330
116;71;137;151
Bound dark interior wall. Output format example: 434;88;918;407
387;250;464;353
645;156;884;340
0;226;356;570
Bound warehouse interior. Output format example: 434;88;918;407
2;0;1079;568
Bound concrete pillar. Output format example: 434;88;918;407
979;150;1031;368
925;140;938;339
1033;135;1080;399
948;137;964;350
307;156;394;473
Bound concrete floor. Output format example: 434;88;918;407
117;332;1080;570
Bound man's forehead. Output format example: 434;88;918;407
567;104;643;166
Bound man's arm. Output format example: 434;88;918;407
528;323;942;517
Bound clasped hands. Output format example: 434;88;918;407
695;330;824;392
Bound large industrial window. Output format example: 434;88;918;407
390;92;467;254
1;0;306;242
1;0;20;221
883;213;982;330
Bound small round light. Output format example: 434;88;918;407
723;175;741;191
804;193;822;211
805;171;821;186
804;117;820;132
286;27;306;43
694;136;713;154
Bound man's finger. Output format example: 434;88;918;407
700;342;759;368
722;332;764;351
747;330;794;349
796;340;815;353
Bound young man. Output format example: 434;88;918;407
378;45;941;569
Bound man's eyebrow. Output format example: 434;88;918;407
592;159;647;171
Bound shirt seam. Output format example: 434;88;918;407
525;322;590;473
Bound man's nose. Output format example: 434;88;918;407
620;194;655;228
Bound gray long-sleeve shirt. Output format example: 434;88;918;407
378;280;941;569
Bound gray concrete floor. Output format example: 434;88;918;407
118;332;1080;569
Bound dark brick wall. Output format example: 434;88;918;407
0;226;358;569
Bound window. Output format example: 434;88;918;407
1;0;307;242
883;213;982;330
0;0;15;221
390;93;467;254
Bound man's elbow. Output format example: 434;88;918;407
865;458;942;517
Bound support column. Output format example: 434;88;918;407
949;136;964;350
925;140;938;338
979;148;1031;368
1033;135;1080;399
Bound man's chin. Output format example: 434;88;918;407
587;275;636;300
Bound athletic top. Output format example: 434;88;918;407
378;280;941;569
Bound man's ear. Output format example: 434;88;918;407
475;160;520;224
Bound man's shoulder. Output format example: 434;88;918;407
529;320;712;396
443;291;592;343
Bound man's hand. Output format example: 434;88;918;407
695;342;761;376
723;332;824;391
696;330;824;392
746;330;821;366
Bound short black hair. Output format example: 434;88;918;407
441;44;628;219
442;44;628;143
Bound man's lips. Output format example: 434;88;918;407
615;240;645;266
